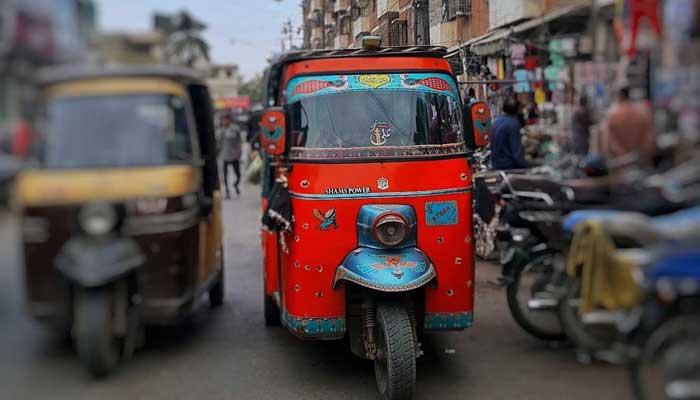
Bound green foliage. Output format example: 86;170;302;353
238;74;264;105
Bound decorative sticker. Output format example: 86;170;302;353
370;121;392;146
470;101;492;147
313;208;338;230
377;177;389;190
286;73;459;104
368;255;424;280
291;77;348;97
401;75;453;92
358;74;391;88
425;201;458;226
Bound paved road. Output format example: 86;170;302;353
0;186;629;400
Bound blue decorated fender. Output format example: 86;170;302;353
333;246;436;292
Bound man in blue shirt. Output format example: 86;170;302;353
490;98;529;170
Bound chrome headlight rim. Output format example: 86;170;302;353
372;212;409;248
78;202;117;236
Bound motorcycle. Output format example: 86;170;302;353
498;154;694;343
627;246;700;400
557;161;700;364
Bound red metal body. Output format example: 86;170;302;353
262;52;475;336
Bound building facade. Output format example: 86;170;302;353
301;0;490;51
204;64;240;100
97;32;166;65
488;0;584;30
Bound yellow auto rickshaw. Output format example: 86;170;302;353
16;66;224;377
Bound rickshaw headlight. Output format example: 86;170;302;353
373;213;408;247
79;203;117;236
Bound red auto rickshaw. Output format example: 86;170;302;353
259;37;491;400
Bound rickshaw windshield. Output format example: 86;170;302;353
42;94;193;169
286;73;463;149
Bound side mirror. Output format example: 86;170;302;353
259;107;286;156
464;101;492;148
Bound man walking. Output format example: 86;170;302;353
571;95;594;156
219;115;242;198
490;98;529;170
601;87;655;164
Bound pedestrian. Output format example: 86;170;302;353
600;87;655;164
466;88;477;104
219;115;243;198
490;97;529;170
571;95;594;156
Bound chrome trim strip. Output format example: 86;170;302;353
289;142;468;161
290;186;472;200
122;208;200;235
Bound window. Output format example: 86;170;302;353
43;94;193;169
389;20;407;46
446;0;472;20
288;90;463;149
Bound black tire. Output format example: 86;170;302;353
264;294;281;326
506;257;566;341
629;315;700;400
374;302;416;400
74;288;120;378
557;278;617;356
209;252;225;308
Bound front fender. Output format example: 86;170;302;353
333;247;436;292
55;236;145;288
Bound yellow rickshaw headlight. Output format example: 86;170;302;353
79;203;117;236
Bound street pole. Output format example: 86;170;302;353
590;0;598;62
321;0;326;49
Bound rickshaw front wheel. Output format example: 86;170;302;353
209;249;225;308
74;287;121;378
264;294;281;326
374;302;416;400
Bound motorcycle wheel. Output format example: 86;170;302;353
506;255;566;341
374;302;416;400
74;287;121;378
557;278;619;359
630;315;700;400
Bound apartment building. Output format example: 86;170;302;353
301;0;489;52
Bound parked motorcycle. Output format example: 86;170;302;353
627;246;700;400
499;154;695;343
558;205;700;362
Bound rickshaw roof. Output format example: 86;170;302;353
268;45;449;70
262;45;450;107
38;64;206;87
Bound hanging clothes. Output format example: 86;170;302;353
566;221;643;314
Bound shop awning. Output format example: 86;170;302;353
468;3;592;56
467;27;512;56
510;4;590;35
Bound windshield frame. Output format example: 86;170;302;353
283;71;466;162
36;91;202;170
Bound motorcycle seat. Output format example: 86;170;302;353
563;210;627;232
502;174;613;212
645;250;700;281
564;206;700;246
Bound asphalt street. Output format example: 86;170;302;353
0;183;629;400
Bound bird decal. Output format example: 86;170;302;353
313;208;338;230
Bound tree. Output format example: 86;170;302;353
238;74;264;105
156;11;210;67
